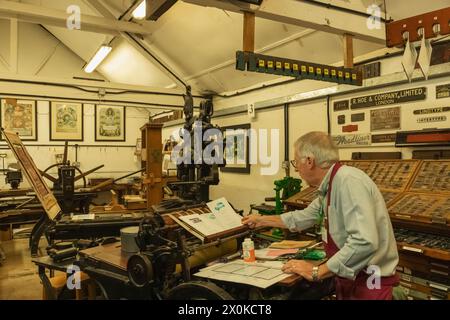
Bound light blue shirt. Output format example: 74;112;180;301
281;164;399;279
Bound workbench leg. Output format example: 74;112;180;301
0;242;5;263
39;265;57;300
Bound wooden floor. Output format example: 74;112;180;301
0;238;46;300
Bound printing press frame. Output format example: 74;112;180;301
75;204;250;300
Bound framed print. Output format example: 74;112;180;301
1;98;37;141
95;105;126;141
221;123;250;174
49;102;84;141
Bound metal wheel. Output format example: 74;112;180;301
42;163;87;188
127;254;153;288
167;281;234;300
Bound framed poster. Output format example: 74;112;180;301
95;105;126;141
0;99;37;141
50;102;83;141
221;123;250;174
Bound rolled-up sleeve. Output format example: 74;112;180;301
326;175;379;279
280;197;321;232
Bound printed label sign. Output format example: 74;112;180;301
371;107;401;131
332;133;371;148
334;100;349;111
436;84;450;99
351;87;426;109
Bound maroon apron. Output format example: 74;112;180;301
324;163;399;300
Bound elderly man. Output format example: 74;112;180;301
242;131;399;300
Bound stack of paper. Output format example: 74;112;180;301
269;240;313;249
255;248;298;260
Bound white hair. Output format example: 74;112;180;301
294;131;339;169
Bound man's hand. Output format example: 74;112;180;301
242;213;286;229
241;213;264;228
282;259;315;281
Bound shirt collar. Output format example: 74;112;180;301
317;163;336;197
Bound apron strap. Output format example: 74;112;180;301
325;162;342;231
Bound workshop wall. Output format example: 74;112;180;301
171;55;450;210
330;76;450;160
0;102;149;189
0;21;171;190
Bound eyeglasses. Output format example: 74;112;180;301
291;157;308;167
290;160;297;167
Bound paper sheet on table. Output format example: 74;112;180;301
194;259;290;289
255;248;298;260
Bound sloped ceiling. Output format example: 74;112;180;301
6;0;450;95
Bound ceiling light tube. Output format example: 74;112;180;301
132;1;146;20
84;45;112;73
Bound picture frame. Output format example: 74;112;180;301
49;102;84;141
0;98;37;141
95;105;126;141
220;123;251;174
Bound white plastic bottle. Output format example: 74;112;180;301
242;238;255;262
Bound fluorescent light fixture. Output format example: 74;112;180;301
84;45;112;73
132;1;146;19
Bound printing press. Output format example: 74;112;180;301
4;93;306;300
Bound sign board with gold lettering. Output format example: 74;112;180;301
351;87;426;109
334;100;349;111
436;84;450;99
372;133;397;143
417;116;447;123
413;107;450;115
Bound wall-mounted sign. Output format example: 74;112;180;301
337;115;346;125
395;129;450;147
351;113;365;122
334;100;349;111
417;116;447;123
371;107;401;131
436;84;450;99
372;133;397;143
351;87;426;109
342;124;358;132
354;62;381;80
332;133;371;148
413;106;450;115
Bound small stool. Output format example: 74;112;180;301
42;272;97;300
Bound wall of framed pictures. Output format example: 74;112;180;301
0;99;152;189
0;100;136;144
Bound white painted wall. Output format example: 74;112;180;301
0;102;150;189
